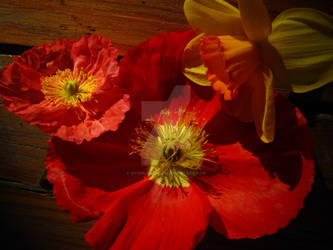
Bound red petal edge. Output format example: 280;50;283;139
86;181;212;250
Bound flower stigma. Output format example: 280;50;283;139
131;109;215;188
41;69;99;108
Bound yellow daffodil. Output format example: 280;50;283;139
182;0;333;143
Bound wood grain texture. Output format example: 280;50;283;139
1;0;333;55
0;187;93;250
0;55;51;186
0;0;189;55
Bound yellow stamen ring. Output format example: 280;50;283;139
41;69;99;108
131;109;214;188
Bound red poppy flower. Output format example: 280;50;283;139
0;35;130;143
46;89;313;249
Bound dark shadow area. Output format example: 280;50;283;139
0;43;32;55
289;84;333;127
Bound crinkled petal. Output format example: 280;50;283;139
184;0;244;36
55;93;130;144
13;92;130;144
14;39;74;76
238;0;271;43
86;182;212;250
71;35;119;88
119;30;196;106
269;8;333;93
200;93;314;239
46;113;145;221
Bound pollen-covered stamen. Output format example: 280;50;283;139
131;109;216;188
41;68;99;108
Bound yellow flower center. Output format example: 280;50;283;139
131;109;214;188
41;69;99;108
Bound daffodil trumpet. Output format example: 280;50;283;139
182;0;333;143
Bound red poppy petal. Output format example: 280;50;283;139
11;92;130;144
46;145;112;222
206;143;313;239
119;30;196;105
0;64;44;112
85;179;153;249
86;182;211;250
200;94;314;239
55;94;130;143
15;38;75;75
71;35;119;88
166;84;221;125
187;91;221;125
46;118;145;221
0;39;74;108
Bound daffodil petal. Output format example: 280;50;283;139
182;33;211;86
184;0;244;35
249;66;275;143
238;0;272;43
269;8;333;93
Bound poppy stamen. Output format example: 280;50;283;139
41;68;99;108
131;109;215;188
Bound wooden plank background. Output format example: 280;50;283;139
0;0;333;55
0;0;333;249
